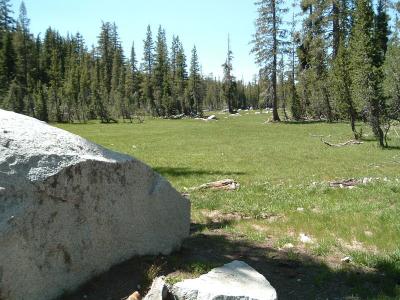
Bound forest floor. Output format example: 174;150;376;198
57;111;400;299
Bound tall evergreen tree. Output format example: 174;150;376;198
0;0;14;31
374;0;389;68
299;0;333;122
222;35;236;113
141;25;155;113
33;82;48;122
383;4;400;121
188;46;202;115
251;0;288;121
153;26;170;115
0;30;15;97
288;2;301;120
331;39;359;137
350;0;385;146
174;37;188;114
14;1;35;115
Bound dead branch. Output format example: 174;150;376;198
189;179;240;191
309;133;331;138
321;139;363;147
329;179;360;188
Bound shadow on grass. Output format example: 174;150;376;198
154;166;245;177
60;220;400;300
282;120;330;125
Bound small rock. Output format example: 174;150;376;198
143;277;168;300
296;207;304;212
299;233;313;244
128;291;142;300
282;243;294;249
207;115;217;120
171;260;277;300
364;231;373;237
362;177;372;184
341;256;352;263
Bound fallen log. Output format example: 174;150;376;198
189;179;240;191
329;178;360;188
322;139;363;147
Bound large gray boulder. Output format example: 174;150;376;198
171;261;277;300
0;109;190;300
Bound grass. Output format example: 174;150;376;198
56;112;400;298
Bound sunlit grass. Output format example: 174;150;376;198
56;112;400;272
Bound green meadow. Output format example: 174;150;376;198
57;112;400;299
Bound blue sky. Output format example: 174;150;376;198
10;0;260;82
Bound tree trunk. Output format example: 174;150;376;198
322;86;333;122
272;0;281;122
332;0;340;59
348;104;359;139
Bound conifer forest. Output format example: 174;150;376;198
0;0;399;147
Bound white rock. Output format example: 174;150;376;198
0;110;190;300
299;233;313;244
207;115;217;120
282;243;294;249
362;177;372;184
171;260;277;300
341;256;352;263
143;276;168;300
128;291;142;300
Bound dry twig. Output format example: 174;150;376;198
321;139;363;147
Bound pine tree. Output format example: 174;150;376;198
153;26;170;115
6;78;24;112
288;3;301;120
78;53;92;121
174;37;187;114
383;6;400;121
98;22;113;95
48;47;63;121
0;30;15;98
124;61;136;120
298;0;333;122
251;0;288;121
331;39;359;137
33;82;48;122
0;0;15;31
13;1;37;116
141;25;155;113
64;43;80;122
278;54;288;120
222;35;236;113
374;0;389;68
350;0;385;146
188;46;202;115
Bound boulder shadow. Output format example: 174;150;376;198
60;220;400;300
154;167;245;177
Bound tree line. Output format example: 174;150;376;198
252;0;400;147
1;0;399;147
0;0;261;123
